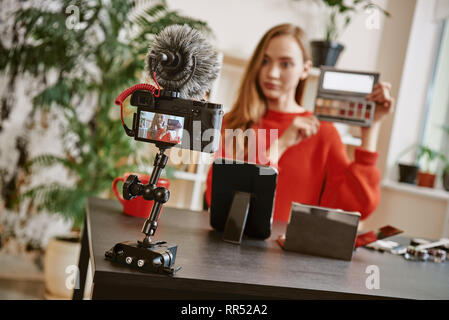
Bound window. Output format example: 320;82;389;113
420;19;449;173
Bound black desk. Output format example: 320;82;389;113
73;197;449;300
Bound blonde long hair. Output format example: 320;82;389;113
223;24;311;159
150;113;165;131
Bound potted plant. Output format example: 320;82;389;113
293;0;390;67
395;143;420;185
398;162;420;185
2;0;210;299
416;145;441;188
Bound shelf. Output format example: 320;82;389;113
221;52;247;67
382;180;449;200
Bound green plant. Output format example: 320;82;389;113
395;142;419;167
1;0;210;229
417;125;449;176
416;145;443;174
293;0;391;42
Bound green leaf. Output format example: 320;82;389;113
317;0;390;41
26;154;73;171
5;0;208;231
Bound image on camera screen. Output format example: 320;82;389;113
138;111;184;144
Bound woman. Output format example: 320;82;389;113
148;113;167;141
205;23;393;222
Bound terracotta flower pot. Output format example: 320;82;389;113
417;172;436;188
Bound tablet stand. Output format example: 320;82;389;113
222;191;251;244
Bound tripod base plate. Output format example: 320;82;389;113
105;240;181;275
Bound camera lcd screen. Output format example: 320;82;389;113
322;71;375;94
137;111;185;144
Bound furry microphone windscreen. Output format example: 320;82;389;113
145;24;221;100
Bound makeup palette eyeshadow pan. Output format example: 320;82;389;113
314;67;379;127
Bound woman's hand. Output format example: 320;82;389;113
280;115;320;148
268;115;319;164
366;81;394;123
361;81;394;152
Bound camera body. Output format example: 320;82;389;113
130;90;223;153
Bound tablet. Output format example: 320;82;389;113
210;158;278;240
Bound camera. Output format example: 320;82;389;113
106;25;224;276
129;89;223;153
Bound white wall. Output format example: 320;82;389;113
384;0;441;175
422;21;449;161
374;0;418;177
368;187;447;238
167;0;388;69
361;0;449;239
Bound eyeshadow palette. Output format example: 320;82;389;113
314;66;379;127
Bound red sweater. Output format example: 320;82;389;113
205;109;381;222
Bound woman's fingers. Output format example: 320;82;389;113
368;92;387;103
379;81;391;90
292;116;319;138
369;82;395;123
366;90;393;106
371;82;391;93
282;115;321;148
294;115;319;127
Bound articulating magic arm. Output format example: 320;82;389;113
122;147;170;247
105;146;180;275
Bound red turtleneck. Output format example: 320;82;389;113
205;109;380;222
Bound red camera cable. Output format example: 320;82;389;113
115;72;161;136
